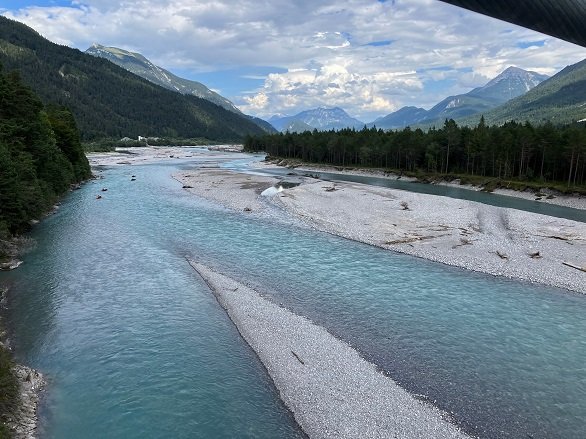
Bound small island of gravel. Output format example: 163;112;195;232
189;261;470;439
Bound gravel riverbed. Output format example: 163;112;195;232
174;165;586;295
189;261;470;439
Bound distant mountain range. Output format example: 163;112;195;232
0;16;266;141
270;107;365;132
369;67;548;130
79;41;586;133
2;14;583;144
268;67;554;133
85;44;276;133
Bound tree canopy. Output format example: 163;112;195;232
0;66;90;238
245;118;586;188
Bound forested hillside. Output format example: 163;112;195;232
0;16;265;141
0;65;90;241
85;44;241;113
459;58;586;127
245;118;586;189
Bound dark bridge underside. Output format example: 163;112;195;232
439;0;586;48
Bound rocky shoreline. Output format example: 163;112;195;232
1;287;45;439
4;365;44;439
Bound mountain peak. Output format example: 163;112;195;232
502;66;525;74
458;56;586;126
0;16;266;141
270;107;363;132
481;66;549;92
85;44;242;114
369;66;549;129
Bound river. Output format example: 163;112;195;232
1;152;585;438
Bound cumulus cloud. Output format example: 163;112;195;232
241;62;421;119
3;0;586;120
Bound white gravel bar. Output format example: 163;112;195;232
188;260;470;439
176;166;586;294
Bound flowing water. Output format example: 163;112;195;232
224;156;586;223
2;153;585;438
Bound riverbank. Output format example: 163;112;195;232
3;365;44;439
258;159;586;211
174;163;586;295
88;147;585;292
189;261;469;439
1;287;44;439
87;145;240;168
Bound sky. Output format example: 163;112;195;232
2;0;586;122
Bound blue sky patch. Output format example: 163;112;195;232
2;0;73;8
517;40;546;49
172;66;288;99
366;40;393;47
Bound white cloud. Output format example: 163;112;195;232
3;0;586;121
239;62;421;119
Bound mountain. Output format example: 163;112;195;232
424;67;548;123
86;44;239;113
367;106;428;129
282;119;314;133
270;107;364;132
470;66;548;101
458;58;586;126
268;114;292;131
246;116;278;133
370;67;548;130
0;16;265;141
85;44;276;134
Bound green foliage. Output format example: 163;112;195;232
0;65;89;236
246;120;586;190
0;16;265;142
46;106;91;181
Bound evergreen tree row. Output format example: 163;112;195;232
245;118;586;188
0;65;90;241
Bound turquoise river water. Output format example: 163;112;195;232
1;152;585;438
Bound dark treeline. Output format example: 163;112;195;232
245;117;586;187
0;65;90;239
